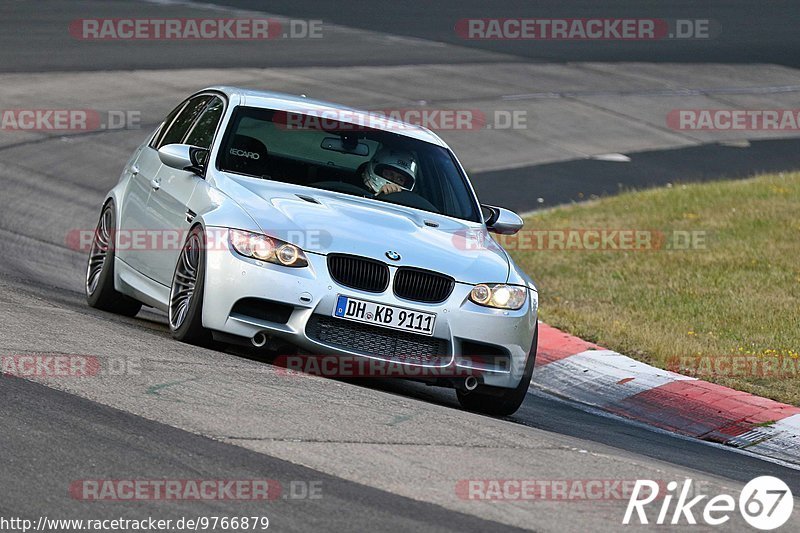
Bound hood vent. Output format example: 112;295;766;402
295;194;321;204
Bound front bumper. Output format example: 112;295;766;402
202;228;538;388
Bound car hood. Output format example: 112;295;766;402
226;176;510;284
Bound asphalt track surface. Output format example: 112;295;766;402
4;0;799;70
216;0;800;67
1;1;800;531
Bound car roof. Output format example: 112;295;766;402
204;86;449;147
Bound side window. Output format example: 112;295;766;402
149;100;187;149
157;95;211;148
184;97;225;149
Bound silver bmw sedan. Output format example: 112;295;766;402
86;87;539;415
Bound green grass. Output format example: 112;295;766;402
509;172;800;405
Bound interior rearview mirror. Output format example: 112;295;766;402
320;136;370;156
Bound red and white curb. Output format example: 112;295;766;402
532;322;800;465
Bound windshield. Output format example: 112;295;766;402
216;106;481;222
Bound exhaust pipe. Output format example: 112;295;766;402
251;332;268;348
463;375;479;391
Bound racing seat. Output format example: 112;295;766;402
223;135;270;177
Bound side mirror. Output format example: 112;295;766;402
158;144;209;176
482;204;524;235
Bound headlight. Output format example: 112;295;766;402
229;229;308;267
469;284;527;310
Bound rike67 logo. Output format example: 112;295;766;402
624;477;794;530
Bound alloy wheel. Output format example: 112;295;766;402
169;232;202;329
86;207;113;295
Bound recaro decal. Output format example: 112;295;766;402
229;148;260;160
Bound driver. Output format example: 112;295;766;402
362;147;418;195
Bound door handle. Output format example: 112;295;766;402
150;178;161;191
131;164;140;177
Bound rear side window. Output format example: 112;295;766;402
157;95;211;148
184;97;225;149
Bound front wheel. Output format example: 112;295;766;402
456;323;538;416
168;225;212;346
85;201;142;317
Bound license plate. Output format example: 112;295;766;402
333;295;436;336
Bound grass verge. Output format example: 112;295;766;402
509;172;800;405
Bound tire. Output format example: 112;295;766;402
168;225;212;346
85;201;142;317
456;323;538;416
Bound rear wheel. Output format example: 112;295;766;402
85;202;142;316
456;324;538;416
169;225;212;346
